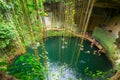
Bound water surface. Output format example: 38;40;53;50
27;37;113;80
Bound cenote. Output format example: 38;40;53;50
9;37;113;80
1;0;120;80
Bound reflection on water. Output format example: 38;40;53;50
61;45;65;49
26;37;113;80
48;62;78;80
80;60;86;64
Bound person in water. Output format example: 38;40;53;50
97;48;104;56
85;50;90;54
98;48;103;53
91;38;96;48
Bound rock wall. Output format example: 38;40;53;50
105;15;120;38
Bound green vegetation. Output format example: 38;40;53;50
47;30;70;37
45;0;62;3
0;22;18;48
84;67;114;80
0;0;11;20
92;27;115;55
0;0;118;79
7;54;45;80
0;0;48;79
0;61;8;71
0;22;19;68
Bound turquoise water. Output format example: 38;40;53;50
26;37;113;80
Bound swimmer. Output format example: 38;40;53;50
95;42;99;46
90;43;94;48
64;41;68;45
62;45;65;49
81;45;84;48
98;53;101;56
98;48;103;53
93;50;97;54
85;50;90;54
80;48;84;50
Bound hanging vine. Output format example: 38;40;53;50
75;0;95;65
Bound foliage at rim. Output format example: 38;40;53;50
0;22;18;48
7;53;45;80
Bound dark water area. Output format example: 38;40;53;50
26;37;113;80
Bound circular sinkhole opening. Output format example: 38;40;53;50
9;37;113;80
